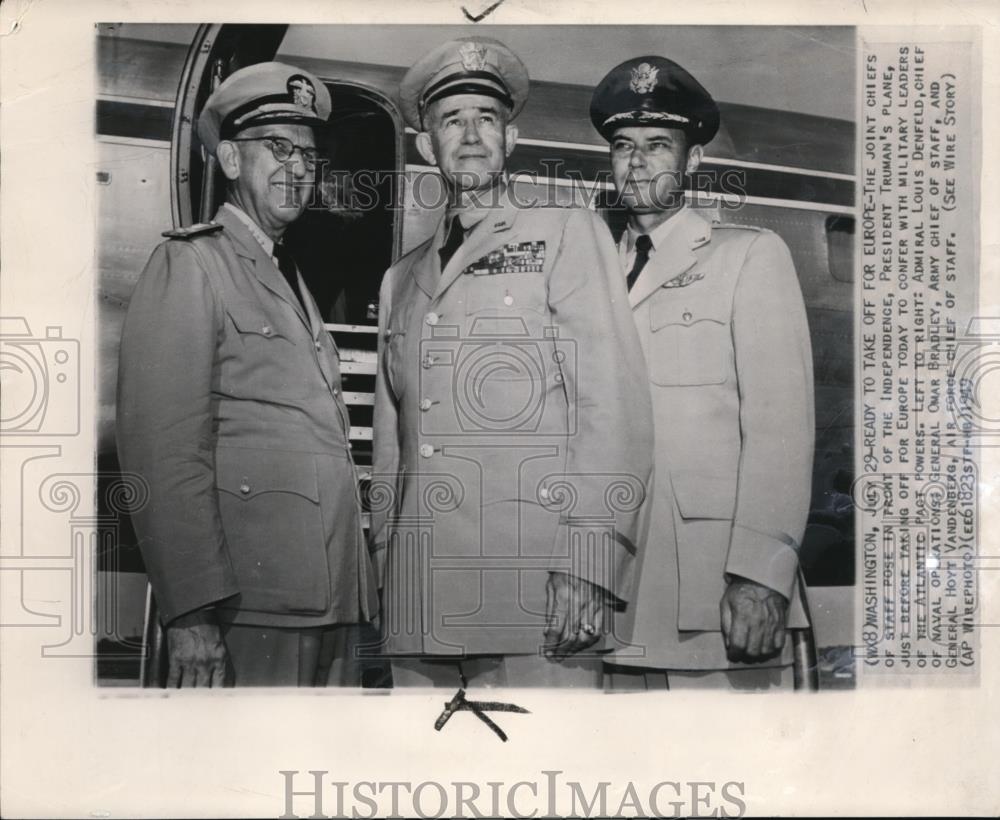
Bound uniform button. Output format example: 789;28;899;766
239;481;251;495
503;294;514;306
425;312;440;326
332;388;339;396
419;398;433;411
682;311;693;322
539;486;550;500
261;325;272;336
419;444;435;458
315;341;323;350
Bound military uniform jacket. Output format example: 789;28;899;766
616;207;813;670
371;190;654;656
117;205;377;628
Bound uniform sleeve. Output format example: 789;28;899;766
724;231;815;599
116;239;239;624
368;268;400;587
546;208;654;604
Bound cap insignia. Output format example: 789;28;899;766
287;75;317;114
459;42;488;72
629;63;659;95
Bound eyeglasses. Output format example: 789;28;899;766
230;135;319;168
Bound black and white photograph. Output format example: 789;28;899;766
93;22;855;693
1;1;997;817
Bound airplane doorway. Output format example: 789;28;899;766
285;84;401;324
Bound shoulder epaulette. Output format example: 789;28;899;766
162;222;223;240
713;222;764;232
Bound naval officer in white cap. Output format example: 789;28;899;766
118;62;378;687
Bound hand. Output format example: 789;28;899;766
165;608;230;688
720;578;788;663
543;572;610;660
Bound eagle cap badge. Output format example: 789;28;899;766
629;63;659;94
459;42;488;72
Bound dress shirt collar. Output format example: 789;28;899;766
445;177;512;235
624;203;689;254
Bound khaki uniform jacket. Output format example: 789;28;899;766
117;205;377;628
615;208;813;670
371;191;654;656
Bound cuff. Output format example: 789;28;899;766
154;568;239;626
549;521;638;605
724;523;799;601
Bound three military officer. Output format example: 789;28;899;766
370;38;653;687
118;63;377;687
590;57;815;689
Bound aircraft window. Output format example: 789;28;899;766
825;215;854;283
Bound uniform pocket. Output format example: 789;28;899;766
215;447;330;615
226;300;295;343
670;470;737;520
648;294;731;386
465;276;547;314
461;275;548;352
222;301;313;399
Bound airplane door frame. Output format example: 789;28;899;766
170;23;289;228
322;78;407;269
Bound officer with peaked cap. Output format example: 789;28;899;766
591;56;815;691
370;38;653;688
589;55;720;146
118;62;379;687
398;36;530;132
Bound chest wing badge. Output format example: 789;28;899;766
662;269;706;289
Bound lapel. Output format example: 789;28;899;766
431;190;522;302
628;208;713;309
410;218;444;300
299;271;326;342
214;205;311;331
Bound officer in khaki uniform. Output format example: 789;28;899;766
117;63;378;687
590;57;814;689
370;38;653;687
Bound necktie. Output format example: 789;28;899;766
438;216;466;271
273;242;305;310
626;234;653;292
